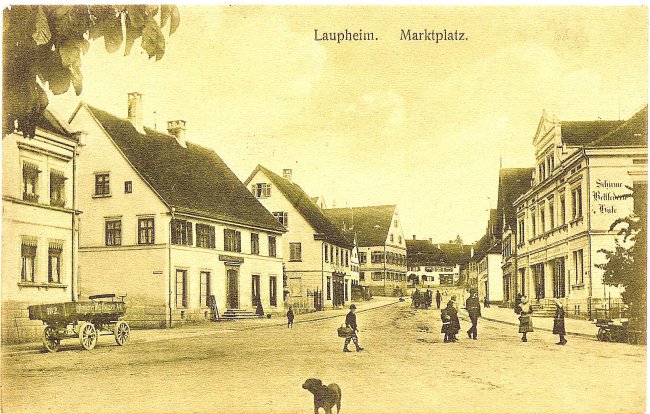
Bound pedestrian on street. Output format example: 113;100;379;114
441;296;460;342
465;292;481;340
553;299;567;345
436;290;442;309
518;296;534;342
286;306;294;328
343;304;364;352
514;292;523;314
483;296;490;308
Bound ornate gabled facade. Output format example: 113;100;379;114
513;106;647;317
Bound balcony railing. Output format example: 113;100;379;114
22;192;39;203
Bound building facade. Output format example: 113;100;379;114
513;107;647;317
2;110;81;343
69;94;286;328
324;205;407;296
245;166;354;310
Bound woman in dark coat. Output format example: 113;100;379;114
518;296;534;342
441;296;460;342
553;299;567;345
286;306;295;328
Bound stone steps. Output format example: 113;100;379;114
220;309;261;320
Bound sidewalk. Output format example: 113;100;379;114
461;305;597;338
2;296;400;356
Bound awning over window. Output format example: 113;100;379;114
21;235;37;247
22;162;41;174
50;170;67;181
49;240;64;251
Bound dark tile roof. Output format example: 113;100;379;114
323;205;396;248
588;106;648;148
406;239;446;266
496;168;534;235
252;165;352;248
86;105;286;233
37;109;75;138
436;243;474;265
561;120;624;147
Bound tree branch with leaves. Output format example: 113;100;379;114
3;5;180;138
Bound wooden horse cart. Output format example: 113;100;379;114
28;294;130;352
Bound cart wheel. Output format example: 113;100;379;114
79;322;97;351
114;321;130;346
43;326;61;353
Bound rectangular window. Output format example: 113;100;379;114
531;211;536;237
105;220;122;246
196;224;216;249
268;236;277;257
224;229;241;252
138;217;155;245
48;245;62;283
359;271;365;281
324;243;329;262
252;275;261;307
573;250;584;284
269;276;277;307
390;234;394;242
518;219;525;245
549;202;555;229
572;186;583;219
560;196;566;225
252;183;271;198
124;181;132;194
335;248;339;265
330;246;334;263
200;271;210;307
372;271;383;281
289;242;302;262
272;212;288;227
171;219;193;246
345;251;349;267
22;162;40;202
176;269;188;308
250;233;260;255
371;251;383;263
21;239;36;282
49;170;66;207
326;276;331;300
540;204;546;233
95;173;110;196
538;162;545;182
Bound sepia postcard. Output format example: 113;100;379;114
1;4;648;414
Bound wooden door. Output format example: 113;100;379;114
227;268;239;309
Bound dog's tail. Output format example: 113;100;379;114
331;384;342;413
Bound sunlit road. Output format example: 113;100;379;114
2;301;646;414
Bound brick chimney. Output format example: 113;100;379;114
283;169;292;182
167;120;187;148
412;235;416;240
127;92;144;133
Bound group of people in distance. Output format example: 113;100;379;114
440;290;567;345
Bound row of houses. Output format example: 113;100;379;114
2;93;410;343
469;106;648;318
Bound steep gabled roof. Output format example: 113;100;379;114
323;205;396;247
84;105;285;233
496;168;534;234
588;106;648;148
560;120;624;147
37;109;76;138
406;239;446;266
436;243;474;265
250;165;352;248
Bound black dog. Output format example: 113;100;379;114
302;378;342;414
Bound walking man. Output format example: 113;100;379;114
436;290;442;309
286;306;294;328
465;292;481;340
343;304;364;352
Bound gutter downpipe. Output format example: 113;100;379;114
585;150;593;320
71;140;78;301
169;207;175;328
321;240;325;312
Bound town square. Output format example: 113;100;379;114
1;5;648;414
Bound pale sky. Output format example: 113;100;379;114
49;6;648;244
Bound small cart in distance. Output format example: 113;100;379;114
28;294;130;352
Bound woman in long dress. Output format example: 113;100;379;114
553;299;567;345
518;296;534;342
